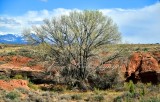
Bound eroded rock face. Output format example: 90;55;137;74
141;53;159;72
152;51;160;68
127;53;142;77
0;68;55;84
126;52;160;84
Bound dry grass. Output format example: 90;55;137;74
0;46;21;53
0;44;160;101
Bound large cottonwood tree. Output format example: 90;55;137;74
23;10;121;83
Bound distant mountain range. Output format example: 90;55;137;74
0;34;27;44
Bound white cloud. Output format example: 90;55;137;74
100;3;160;43
0;8;75;35
0;3;160;43
40;0;48;2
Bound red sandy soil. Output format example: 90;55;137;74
0;52;159;91
0;56;44;71
0;56;44;91
0;79;29;91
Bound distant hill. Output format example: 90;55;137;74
0;34;27;44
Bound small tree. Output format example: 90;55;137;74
23;10;121;86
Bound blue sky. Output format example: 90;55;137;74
0;0;160;43
0;0;158;15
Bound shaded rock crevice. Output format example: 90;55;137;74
0;68;55;84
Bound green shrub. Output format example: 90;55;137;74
13;74;23;79
28;82;39;90
89;68;119;90
114;96;122;102
143;48;149;52
128;80;135;94
140;97;160;102
18;49;30;53
27;60;37;67
140;86;145;96
113;83;126;92
114;92;140;102
0;75;10;80
17;49;33;58
149;97;160;102
60;95;71;100
146;82;152;88
135;47;140;51
5;91;20;100
16;87;29;94
71;94;82;100
94;87;100;94
94;94;104;102
7;51;17;56
50;85;66;92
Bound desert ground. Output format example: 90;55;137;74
0;44;160;102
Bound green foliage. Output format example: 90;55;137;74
0;75;10;80
50;85;67;92
27;60;37;67
71;94;82;100
12;74;23;79
23;10;121;86
114;82;160;102
146;82;152;87
17;49;33;58
90;68;119;90
140;97;160;102
16;87;29;94
135;47;140;51
143;48;149;52
93;94;104;102
12;74;28;80
113;83;126;92
114;92;140;102
128;80;135;94
140;86;145;96
7;51;17;56
94;87;100;94
28;81;39;90
149;97;160;102
5;91;20;100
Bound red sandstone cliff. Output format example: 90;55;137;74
125;52;160;83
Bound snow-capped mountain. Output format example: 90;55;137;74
0;34;27;44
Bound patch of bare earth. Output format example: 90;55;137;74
0;55;44;71
0;79;29;91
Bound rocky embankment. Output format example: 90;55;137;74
0;51;160;87
125;51;160;83
0;56;55;84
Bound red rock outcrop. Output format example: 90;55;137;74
0;55;50;84
127;52;142;77
125;52;160;83
141;53;159;72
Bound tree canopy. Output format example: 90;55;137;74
23;10;121;82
